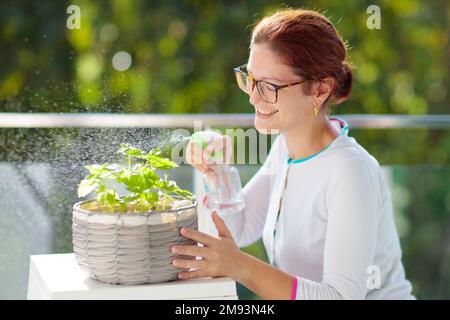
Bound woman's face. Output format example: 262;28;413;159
246;43;315;134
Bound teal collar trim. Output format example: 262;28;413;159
287;122;349;165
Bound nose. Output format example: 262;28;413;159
249;84;261;106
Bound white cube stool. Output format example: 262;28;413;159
27;253;238;300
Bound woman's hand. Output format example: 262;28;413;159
185;134;232;174
171;209;243;280
172;210;293;300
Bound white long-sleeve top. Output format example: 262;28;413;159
217;116;415;300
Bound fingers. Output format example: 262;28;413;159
211;209;233;238
223;135;233;164
177;269;208;280
172;258;206;270
179;227;217;247
186;134;233;171
202;195;210;209
205;135;233;164
186;141;211;173
172;244;211;259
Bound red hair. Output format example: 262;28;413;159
251;9;353;106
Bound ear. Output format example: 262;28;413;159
313;77;334;106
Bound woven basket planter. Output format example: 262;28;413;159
72;199;198;285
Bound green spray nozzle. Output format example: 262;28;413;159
190;130;224;163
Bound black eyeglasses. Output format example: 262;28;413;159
233;64;310;103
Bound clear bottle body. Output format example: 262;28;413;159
202;164;245;215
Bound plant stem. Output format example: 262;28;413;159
112;187;116;213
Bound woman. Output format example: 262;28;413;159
171;8;415;300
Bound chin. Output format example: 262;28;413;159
254;119;280;135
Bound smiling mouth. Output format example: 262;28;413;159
256;109;279;116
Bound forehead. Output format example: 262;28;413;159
247;44;298;80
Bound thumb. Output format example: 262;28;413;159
211;209;233;238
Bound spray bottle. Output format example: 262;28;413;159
190;130;245;216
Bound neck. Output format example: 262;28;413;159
282;114;340;160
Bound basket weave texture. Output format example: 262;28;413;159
72;200;198;285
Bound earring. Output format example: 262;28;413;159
313;103;319;118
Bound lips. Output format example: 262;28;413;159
256;109;279;116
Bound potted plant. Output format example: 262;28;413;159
72;143;197;285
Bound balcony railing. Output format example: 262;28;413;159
1;112;450;128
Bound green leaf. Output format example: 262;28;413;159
78;179;99;198
85;164;108;175
143;148;178;169
117;143;135;155
140;190;159;206
147;155;178;170
105;189;118;204
121;174;145;193
78;144;193;213
117;143;147;159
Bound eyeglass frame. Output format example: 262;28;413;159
233;64;312;103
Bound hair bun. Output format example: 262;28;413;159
335;61;353;104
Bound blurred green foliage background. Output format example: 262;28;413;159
0;0;449;299
1;0;448;116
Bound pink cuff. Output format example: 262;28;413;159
290;276;298;300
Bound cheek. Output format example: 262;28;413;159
278;91;311;116
276;99;307;120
